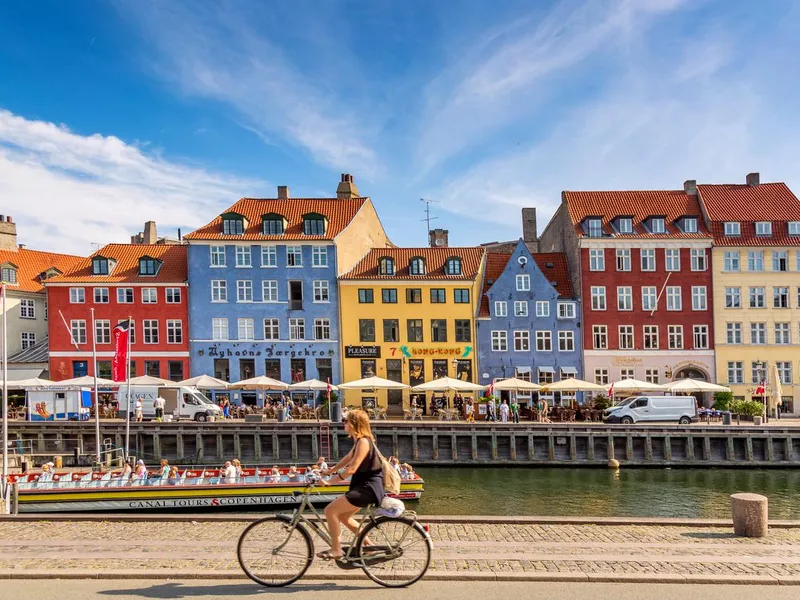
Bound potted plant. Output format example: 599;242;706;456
713;391;732;412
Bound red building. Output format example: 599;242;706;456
540;187;716;387
45;244;188;381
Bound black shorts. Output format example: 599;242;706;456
345;484;380;508
155;408;163;418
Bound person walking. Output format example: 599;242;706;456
154;395;166;422
135;398;143;422
485;397;496;422
510;398;520;423
499;399;509;423
465;397;475;423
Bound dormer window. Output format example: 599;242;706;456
222;213;246;235
303;213;327;236
445;257;462;276
618;217;633;234
262;213;285;235
724;222;741;236
683;217;698;233
409;257;426;275
587;218;603;238
92;257;109;276
378;257;395;276
649;217;666;234
755;221;772;236
138;257;161;276
0;265;17;285
789;222;800;236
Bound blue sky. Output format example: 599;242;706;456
1;0;800;254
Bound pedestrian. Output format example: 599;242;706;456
485;398;496;422
499;399;509;423
135;397;143;422
285;396;294;421
222;398;230;419
465;397;475;423
154;395;166;422
511;398;520;423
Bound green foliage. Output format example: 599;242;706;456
731;399;764;417
592;394;611;410
712;391;733;411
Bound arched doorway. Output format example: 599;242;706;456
673;366;708;381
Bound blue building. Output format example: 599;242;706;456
476;239;583;406
184;175;390;406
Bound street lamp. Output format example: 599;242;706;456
754;360;768;422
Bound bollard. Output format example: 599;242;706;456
12;482;19;515
607;458;620;469
54;455;63;469
731;493;768;537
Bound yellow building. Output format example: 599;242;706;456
338;247;485;416
698;176;800;415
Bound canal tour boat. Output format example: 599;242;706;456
7;467;424;513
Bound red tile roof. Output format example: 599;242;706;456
184;198;367;241
341;247;485;280
564;190;711;238
47;244;187;284
0;248;83;293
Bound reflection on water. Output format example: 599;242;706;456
412;468;800;519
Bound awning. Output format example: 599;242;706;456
560;367;578;375
537;366;555;373
4;368;45;381
515;366;532;374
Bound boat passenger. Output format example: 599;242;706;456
399;463;410;478
118;461;132;479
167;466;181;485
317;456;328;471
159;459;170;479
133;460;148;480
232;458;243;480
39;462;54;483
389;456;401;474
222;461;237;484
270;466;281;483
404;464;416;479
287;465;299;482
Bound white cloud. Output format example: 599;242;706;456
0;109;259;255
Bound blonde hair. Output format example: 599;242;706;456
346;409;375;441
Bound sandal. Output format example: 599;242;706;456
316;550;344;561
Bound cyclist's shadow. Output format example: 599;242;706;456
99;581;377;598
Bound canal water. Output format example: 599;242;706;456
411;467;800;519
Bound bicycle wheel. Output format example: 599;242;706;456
237;515;314;587
356;516;432;587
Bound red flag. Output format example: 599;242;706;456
112;320;132;381
755;381;766;396
608;381;615;398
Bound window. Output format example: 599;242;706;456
643;325;659;349
210;246;226;267
773;251;789;272
491;330;507;351
311;246;328;267
287;246;302;267
750;322;766;345
20;299;35;319
431;320;448;342
618;217;633;234
691;249;707;271
430;288;446;303
748;251;764;272
749;286;765;308
587;218;603;237
724;222;741;236
773;286;789;308
379;288;397;304
139;258;159;276
314;281;330;303
262;214;284;235
726;323;742;344
590;286;606;310
222;217;244;235
665;249;680;271
211;280;227;302
723;251;740;272
406;288;422;303
263;318;279;340
359;319;375;342
619;325;634;350
668;325;683;349
261;246;277;267
727;361;744;384
494;301;507;317
407;319;423;342
516;274;530;291
212;318;228;341
91;288;109;305
649;217;666;233
595;368;609;385
96;360;112;379
693;325;709;349
143;320;159;344
683;217;698;233
314;318;331;340
515;330;530;352
645;368;660;384
751;362;767;384
616;249;631;271
378;257;395;275
454;289;470;304
409;257;426;275
666;286;682;311
70;320;87;344
289;318;305;340
165;288;181;303
237;280;253;302
535;301;549;317
558;302;576;319
536;330;552;351
92;320;110;344
692;286;707;311
20;332;35;350
777;362;793;385
640;248;655;271
641;286;657;311
514;301;528;317
589;249;605;271
167;320;183;344
303;216;325;235
141;288;157;304
455;319;471;342
592;325;607;349
70;288;85;303
725;287;741;308
0;266;17;284
617;286;632;311
445;257;462;275
358;289;374;303
117;288;133;303
775;323;791;345
558;331;574;352
92;257;109;275
235;246;251;267
382;319;399;343
755;221;772;236
790;222;800;236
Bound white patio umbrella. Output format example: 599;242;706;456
664;379;731;393
177;375;229;390
610;378;665;392
0;377;55;388
288;378;339;391
55;376;119;387
338;376;409;390
129;375;174;387
231;375;288;390
490;377;542;392
411;377;485;392
542;378;607;392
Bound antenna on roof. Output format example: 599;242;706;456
90;243;102;253
420;198;438;243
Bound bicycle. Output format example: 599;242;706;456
237;481;432;588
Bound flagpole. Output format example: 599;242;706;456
124;317;133;461
90;308;101;463
1;284;8;512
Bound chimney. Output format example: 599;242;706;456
683;179;697;195
522;207;538;243
277;185;290;199
336;173;360;199
0;215;18;252
746;172;760;187
428;228;449;248
143;221;158;245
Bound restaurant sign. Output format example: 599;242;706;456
345;345;381;358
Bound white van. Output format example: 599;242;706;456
603;395;697;425
117;386;223;422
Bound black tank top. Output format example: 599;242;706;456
353;438;382;474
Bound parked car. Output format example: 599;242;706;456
603;395;697;425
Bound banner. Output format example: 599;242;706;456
112;320;132;381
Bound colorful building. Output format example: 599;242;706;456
339;247;485;416
184;175;389;405
540;188;716;394
45;244;189;381
697;173;800;415
476;239;581;406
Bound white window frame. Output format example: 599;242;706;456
261;245;277;268
641;286;657;311
666;286;682;311
693;325;709;349
93;288;109;304
690;249;707;271
773;250;789;272
643;325;659;349
616;249;631;272
141;288;157;304
665;249;680;272
723;251;740;272
691;286;707;311
618;217;633;234
264;318;280;340
69;288;85;304
19;299;35;319
590;286;606;311
789;222;800;236
726;323;742;345
592;325;608;350
514;330;530;352
165;288;181;304
95;320;111;345
313;280;330;303
725;287;741;309
212;318;229;341
589;249;605;271
750;322;766;345
237;318;255;340
617;286;633;311
749;286;765;308
558;330;574;352
211;280;227;303
727;361;744;384
287;246;303;267
514;300;528;317
235;246;252;267
237;280;253;303
640;248;655;271
650;218;666;233
516;274;530;291
491;330;508;352
668;325;684;350
494;301;507;317
535;301;549;317
774;322;791;345
748;251;764;272
314;318;331;340
261;280;278;303
618;325;634;350
143;319;159;344
683;217;698;233
20;332;36;350
166;320;183;344
71;320;87;345
557;302;575;319
289;318;305;340
724;222;741;236
755;221;772;236
535;330;552;352
210;245;226;267
312;246;328;267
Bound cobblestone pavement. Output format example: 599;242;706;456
2;520;800;582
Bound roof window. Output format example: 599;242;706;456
222;213;246;235
378;257;395;276
617;217;633;234
445;257;463;276
789;222;800;236
92;256;110;276
262;213;285;235
682;217;698;233
755;221;772;236
0;264;17;285
303;213;327;236
586;218;603;238
138;256;161;276
649;217;666;234
724;222;741;236
409;257;426;275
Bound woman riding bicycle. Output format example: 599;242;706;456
317;408;383;560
